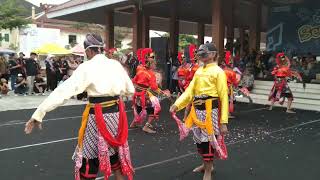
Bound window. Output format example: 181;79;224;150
4;34;9;42
68;35;77;45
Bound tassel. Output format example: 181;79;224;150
210;135;228;160
74;147;83;180
171;113;190;141
98;132;111;180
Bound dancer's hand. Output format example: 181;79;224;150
162;90;171;97
25;118;42;134
220;124;228;135
170;105;178;113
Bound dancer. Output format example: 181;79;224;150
25;33;135;180
268;53;302;113
178;45;199;121
170;43;229;180
222;51;238;117
177;52;189;94
130;48;170;133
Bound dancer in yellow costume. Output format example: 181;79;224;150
170;43;229;180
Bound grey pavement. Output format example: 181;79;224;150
0;92;86;112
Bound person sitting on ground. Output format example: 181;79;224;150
33;74;47;95
14;74;28;95
0;78;9;96
239;68;255;91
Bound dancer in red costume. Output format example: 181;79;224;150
222;51;239;117
268;53;302;113
177;45;199;121
130;48;170;133
177;52;189;93
106;48;118;59
25;34;135;180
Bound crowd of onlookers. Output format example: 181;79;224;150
234;51;320;83
1;48;319;99
0;52;83;98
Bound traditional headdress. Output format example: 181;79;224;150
273;52;292;77
177;51;183;64
84;33;104;50
189;44;197;64
225;51;232;66
137;48;154;66
276;52;291;68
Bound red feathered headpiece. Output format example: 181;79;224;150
276;52;290;68
141;48;153;65
137;48;143;62
109;48;117;54
225;51;232;66
189;44;196;63
178;52;183;64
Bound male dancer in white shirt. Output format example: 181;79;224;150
25;34;135;180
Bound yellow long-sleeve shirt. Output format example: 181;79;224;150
174;63;229;124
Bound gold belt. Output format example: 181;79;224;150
88;99;119;108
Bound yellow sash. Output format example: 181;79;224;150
185;99;216;136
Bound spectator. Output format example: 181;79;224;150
17;52;26;76
45;55;57;91
25;52;40;95
8;54;23;91
0;56;9;82
14;74;28;95
170;62;179;94
0;78;9;96
58;57;69;81
67;56;79;76
33;74;47;95
53;57;62;83
239;68;255;91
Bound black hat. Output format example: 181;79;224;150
30;52;37;56
198;43;217;53
84;33;104;49
197;43;217;58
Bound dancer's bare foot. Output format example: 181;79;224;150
286;109;296;113
193;164;204;172
193;164;214;173
268;106;273;111
142;125;156;134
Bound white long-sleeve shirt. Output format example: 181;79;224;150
32;54;135;122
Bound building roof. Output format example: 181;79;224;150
48;0;94;12
31;7;104;34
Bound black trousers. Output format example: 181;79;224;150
46;71;57;90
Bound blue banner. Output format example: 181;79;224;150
267;4;320;55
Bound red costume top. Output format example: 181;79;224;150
186;63;199;82
177;44;199;91
224;68;238;88
132;67;158;91
223;51;239;88
177;64;189;91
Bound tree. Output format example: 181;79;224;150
0;0;30;30
163;33;197;50
179;34;197;50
